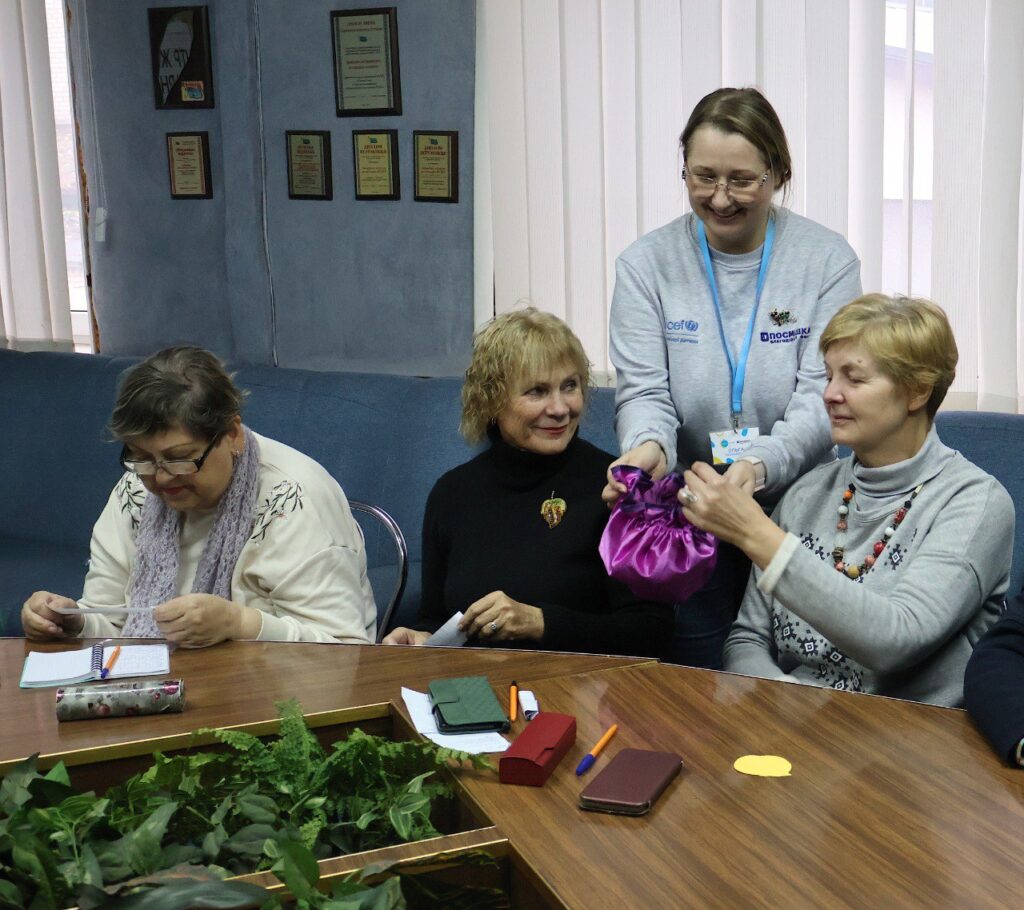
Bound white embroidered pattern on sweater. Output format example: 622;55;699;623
770;529;918;692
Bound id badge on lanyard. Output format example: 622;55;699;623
697;217;775;464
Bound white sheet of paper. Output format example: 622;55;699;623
518;690;539;720
400;687;510;753
425;611;468;648
53;606;132;616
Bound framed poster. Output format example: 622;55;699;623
148;6;215;109
331;8;402;117
413;131;459;203
352;130;399;200
286;131;333;200
166;132;212;199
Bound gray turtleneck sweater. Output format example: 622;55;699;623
724;427;1014;706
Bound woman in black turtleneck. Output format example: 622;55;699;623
383;308;671;657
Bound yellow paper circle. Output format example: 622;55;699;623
733;754;792;777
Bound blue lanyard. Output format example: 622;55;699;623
696;216;775;428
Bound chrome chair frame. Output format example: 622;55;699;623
349;500;409;642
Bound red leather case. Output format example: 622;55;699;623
499;713;576;787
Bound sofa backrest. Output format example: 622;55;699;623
0;350;129;549
935;411;1024;596
227;365;619;567
0;348;619;575
7;348;1016;610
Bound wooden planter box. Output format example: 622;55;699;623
8;701;565;909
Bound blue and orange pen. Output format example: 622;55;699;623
575;723;618;775
100;645;122;680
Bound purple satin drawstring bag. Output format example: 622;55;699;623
599;465;718;604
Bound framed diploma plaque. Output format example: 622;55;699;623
286;131;333;200
148;6;215;109
331;8;402;117
352;130;399;200
166;132;212;199
413;131;459;203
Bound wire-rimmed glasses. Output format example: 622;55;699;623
681;165;771;201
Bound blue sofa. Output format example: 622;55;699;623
2;348;1022;638
0;349;618;637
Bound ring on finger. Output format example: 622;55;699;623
488;621;499;633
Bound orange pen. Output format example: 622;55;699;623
100;645;122;679
509;680;518;722
575;723;618;775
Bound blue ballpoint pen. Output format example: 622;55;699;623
575;723;618;776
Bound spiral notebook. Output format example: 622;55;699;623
19;643;170;688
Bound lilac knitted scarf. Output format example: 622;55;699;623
121;427;261;637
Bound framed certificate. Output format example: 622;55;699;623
166;132;212;199
148;6;215;109
413;131;459;203
286;131;333;200
331;8;402;117
352;130;399;200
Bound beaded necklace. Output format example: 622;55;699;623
831;482;923;579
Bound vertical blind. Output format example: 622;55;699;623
476;0;1024;413
0;0;73;351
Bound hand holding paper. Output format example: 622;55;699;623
425;612;468;648
21;592;84;640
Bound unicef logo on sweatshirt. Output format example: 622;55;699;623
664;318;700;345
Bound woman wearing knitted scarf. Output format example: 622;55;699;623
22;347;376;647
678;295;1013;706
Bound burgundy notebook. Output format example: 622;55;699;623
578;748;682;816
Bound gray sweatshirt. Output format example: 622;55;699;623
724;428;1014;707
610;207;861;498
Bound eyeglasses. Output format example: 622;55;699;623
120;436;220;476
681;166;771;201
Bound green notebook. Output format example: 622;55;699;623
428;675;510;733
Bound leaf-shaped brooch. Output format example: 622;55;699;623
540;492;566;529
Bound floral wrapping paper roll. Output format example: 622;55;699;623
55;679;185;722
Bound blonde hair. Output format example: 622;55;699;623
460;308;592;443
819;294;957;419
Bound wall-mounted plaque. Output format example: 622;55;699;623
331;8;402;117
286;131;333;200
166;132;212;199
352;130;399;200
413;131;459;203
148;6;215;109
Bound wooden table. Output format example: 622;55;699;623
0;639;644;771
3;639;1022;908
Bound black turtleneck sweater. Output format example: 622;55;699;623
417;430;672;658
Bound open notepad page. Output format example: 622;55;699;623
19;644;170;688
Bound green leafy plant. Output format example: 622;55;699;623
0;701;494;909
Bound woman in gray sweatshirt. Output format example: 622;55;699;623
679;295;1013;707
606;88;862;668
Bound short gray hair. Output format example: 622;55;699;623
109;346;246;441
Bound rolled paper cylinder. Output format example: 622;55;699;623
55;678;185;722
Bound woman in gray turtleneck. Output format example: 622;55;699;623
678;294;1013;706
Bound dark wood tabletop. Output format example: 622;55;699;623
0;638;647;770
462;661;1024;908
2;639;1022;908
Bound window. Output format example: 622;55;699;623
45;0;92;352
882;0;933;297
